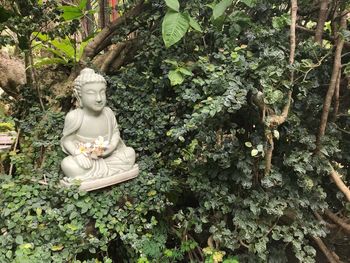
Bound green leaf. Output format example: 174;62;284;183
34;57;68;67
58;6;84;21
15;235;23;245
178;67;193;76
76;37;93;61
187;15;202;32
78;0;88;10
147;190;157;197
165;0;180;12
33;32;49;42
223;257;239;263
168;70;184;86
19;243;34;249
251;149;258;156
36;207;42;216
257;144;264;152
245;142;252;147
162;10;189;48
163;59;178;66
213;0;233;20
51;244;64;251
240;0;256;8
50;38;75;59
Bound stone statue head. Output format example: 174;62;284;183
73;68;107;113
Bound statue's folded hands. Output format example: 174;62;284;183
74;153;92;170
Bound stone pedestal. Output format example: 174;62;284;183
60;165;139;191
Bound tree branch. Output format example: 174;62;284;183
316;11;347;151
81;0;146;61
108;41;137;73
324;209;350;234
312;236;342;263
332;70;341;121
314;211;337;229
296;25;350;49
264;0;296;176
328;164;350;202
100;42;127;72
314;0;330;44
264;131;274;176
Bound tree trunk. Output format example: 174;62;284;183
316;11;347;150
314;0;329;44
98;0;109;29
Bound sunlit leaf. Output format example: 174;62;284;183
240;0;256;8
178;67;193;76
162;10;189;48
251;149;259;156
34;57;68;68
187;14;202;32
147;190;157;196
168;70;184;85
50;38;75;59
78;0;88;10
245;142;252;147
51;244;64;251
58;6;84;21
165;0;180;12
213;0;233;20
19;243;34;249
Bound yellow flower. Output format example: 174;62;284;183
202;247;213;255
78;145;88;155
213;251;225;263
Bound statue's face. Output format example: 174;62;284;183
80;82;107;113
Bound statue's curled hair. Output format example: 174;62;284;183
73;68;107;107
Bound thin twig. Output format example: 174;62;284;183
334;125;350;135
239;239;249;248
302;52;330;82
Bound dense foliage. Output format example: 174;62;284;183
1;0;350;262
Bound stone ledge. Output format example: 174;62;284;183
60;165;139;191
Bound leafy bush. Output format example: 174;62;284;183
1;0;350;262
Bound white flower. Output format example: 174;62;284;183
84;142;92;148
94;136;109;149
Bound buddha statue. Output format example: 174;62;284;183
60;68;139;191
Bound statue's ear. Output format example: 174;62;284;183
73;89;82;108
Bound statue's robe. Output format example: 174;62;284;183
61;107;135;181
